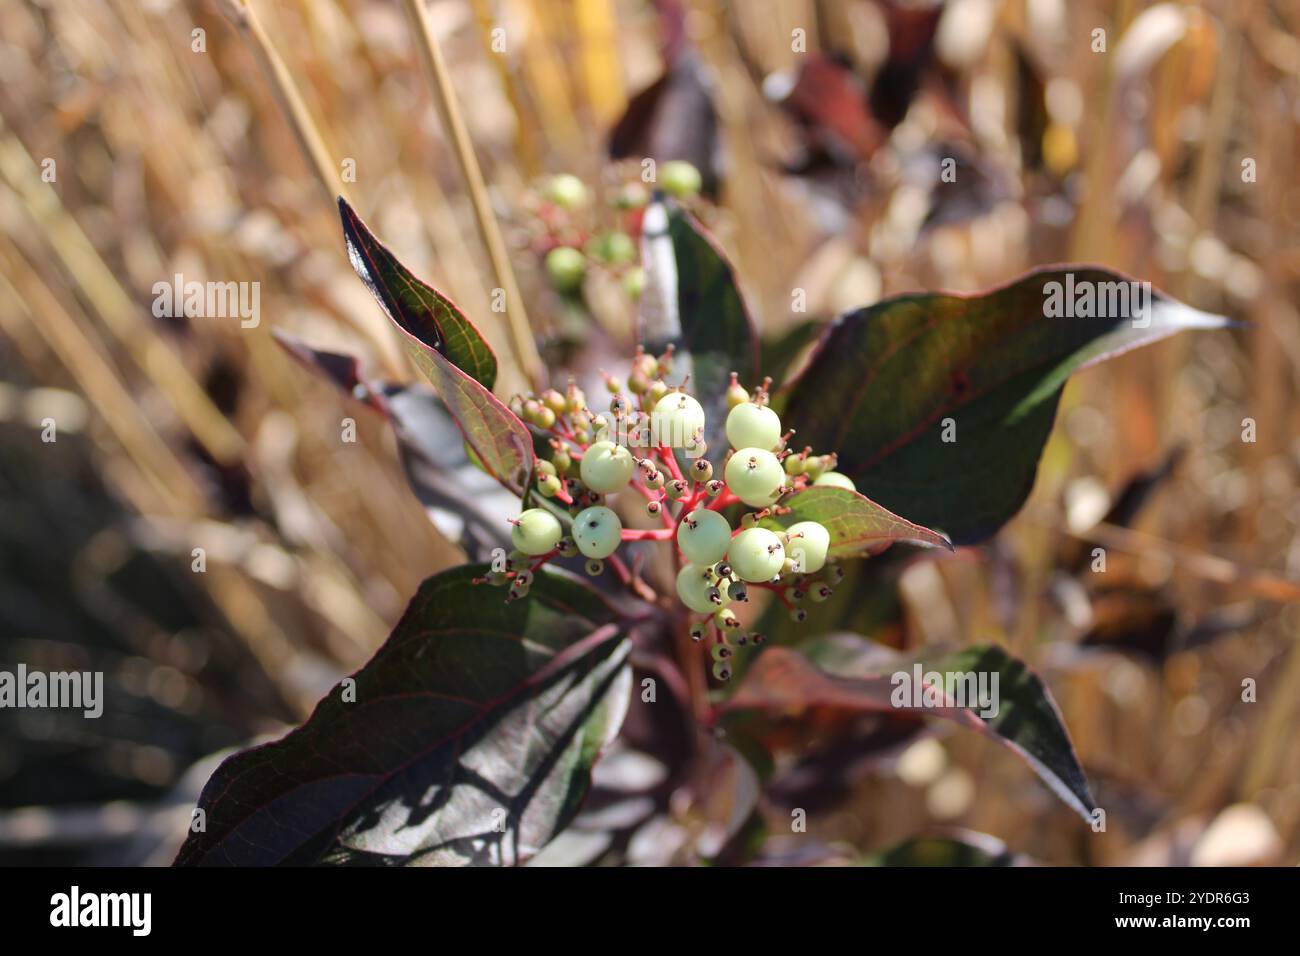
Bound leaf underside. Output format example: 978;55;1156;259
175;566;632;866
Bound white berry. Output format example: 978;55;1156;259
650;392;705;448
814;471;856;492
580;440;635;493
676;509;732;566
571;505;622;559
724;447;785;507
725;401;781;451
785;520;830;573
728;527;785;582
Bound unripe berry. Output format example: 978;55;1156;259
650;391;705;448
724;447;785;508
714;608;739;629
725;401;782;451
814;471;857;492
661;160;703;198
705;479;724;497
676;563;730;614
784;454;806;476
644;470;665;490
646;500;662;517
588;230;636;265
558;537;579;558
536;459;557;478
616;182;650;209
689;624;707;642
711;643;732;662
543;173;588;209
545;246;586;293
691;459;713;482
571;505;622;559
514;570;534;588
537;473;562;497
725;375;750;408
676;509;732;566
541;389;567;415
711;660;732;682
623;267;645;300
534;405;557;429
510;509;563;555
585;559;604;576
810;583;833;602
580;440;635;493
789;607;808;623
785;520;831;573
728;527;786;582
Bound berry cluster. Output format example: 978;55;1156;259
483;348;855;681
530;163;704;300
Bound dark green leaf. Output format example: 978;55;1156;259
765;485;951;555
339;197;498;390
640;200;758;450
723;640;1095;821
783;267;1228;544
175;565;633;866
760;317;825;388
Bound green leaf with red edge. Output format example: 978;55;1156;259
339;197;498;390
175;565;633;866
721;640;1095;821
338;198;531;493
765;485;952;555
782;266;1228;545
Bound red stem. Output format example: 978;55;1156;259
621;527;674;541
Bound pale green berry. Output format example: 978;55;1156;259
651;392;705;448
543;173;588;209
728;527;785;583
785;520;830;574
715;608;739;629
588;231;637;265
510;509;563;556
571;505;622;559
725;377;749;408
710;643;731;662
725;401;782;451
784;454;806;476
623;268;645;300
545;246;586;292
676;563;730;614
814;471;856;492
724;447;785;508
585;558;604;576
541;389;567;415
676;509;732;566
537;473;562;497
536;459;557;478
711;660;732;681
661;160;702;198
580;440;635;493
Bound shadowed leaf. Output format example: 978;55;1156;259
175;566;633;866
783;267;1228;544
723;641;1095;821
640;200;759;453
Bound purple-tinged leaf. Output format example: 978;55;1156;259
783;266;1228;544
175;565;633;866
722;640;1096;821
338;197;498;390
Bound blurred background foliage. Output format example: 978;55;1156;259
1;0;1298;865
